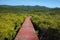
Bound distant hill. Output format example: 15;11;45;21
0;5;50;12
0;5;50;10
0;5;60;15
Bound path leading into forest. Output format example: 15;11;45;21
14;16;39;40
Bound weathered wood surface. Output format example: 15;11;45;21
14;16;39;40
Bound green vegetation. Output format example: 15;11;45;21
0;5;60;40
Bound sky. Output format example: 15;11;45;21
0;0;60;8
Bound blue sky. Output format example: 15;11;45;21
0;0;60;8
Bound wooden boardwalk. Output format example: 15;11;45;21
14;16;39;40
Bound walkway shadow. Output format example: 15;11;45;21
41;28;60;40
31;20;60;40
31;21;41;40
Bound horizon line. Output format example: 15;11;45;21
0;4;60;8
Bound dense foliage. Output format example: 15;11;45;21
0;5;60;40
